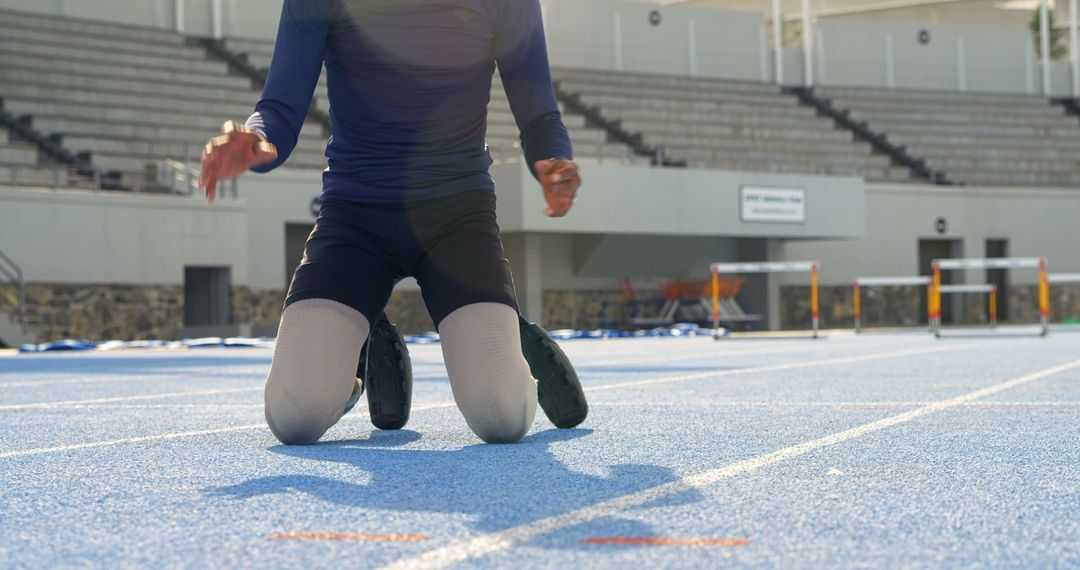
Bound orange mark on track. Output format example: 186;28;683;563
580;537;750;547
268;533;430;542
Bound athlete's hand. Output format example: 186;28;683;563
199;120;278;203
536;159;581;218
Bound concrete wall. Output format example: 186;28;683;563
3;171;1079;339
0;187;249;286
490;163;865;239
4;0;1076;95
817;18;1076;96
779;184;1080;288
541;0;768;81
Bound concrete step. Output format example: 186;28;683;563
1;99;321;141
592;106;829;130
682;158;878;178
87;150;327;175
827;96;1063;117
565;83;803;109
620;119;853;143
642;133;872;155
819;86;1051;106
224;38;275;56
946;169;1080;188
0;53;254;90
0;28;208;61
487;138;632;162
669;146;890;168
0;142;39;165
846;107;1072;129
0;43;228;76
907;143;1080;163
59;134;329;168
24;115;326;145
0;69;259;105
0;85;255;119
887;133;1080;153
0;163;70;188
0;9;185;44
553;69;781;96
578;94;816;118
926;156;1080;173
869;120;1080;141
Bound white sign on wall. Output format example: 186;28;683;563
740;187;806;224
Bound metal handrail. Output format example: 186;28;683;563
0;248;26;332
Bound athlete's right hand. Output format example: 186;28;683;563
199;120;278;203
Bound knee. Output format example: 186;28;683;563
456;381;537;444
264;385;337;445
463;401;534;444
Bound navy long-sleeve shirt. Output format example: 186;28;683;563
246;0;573;203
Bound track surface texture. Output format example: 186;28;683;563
2;328;1078;568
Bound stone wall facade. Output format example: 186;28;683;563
781;283;1080;330
5;282;1078;344
0;283;285;343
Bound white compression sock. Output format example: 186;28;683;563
264;298;371;445
438;302;538;443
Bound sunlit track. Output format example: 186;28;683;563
380;359;1080;570
3;333;1078;570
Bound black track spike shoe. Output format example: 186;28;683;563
519;315;588;428
357;314;413;430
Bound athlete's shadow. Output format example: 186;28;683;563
208;428;701;544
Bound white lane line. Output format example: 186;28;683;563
46;400;1080;411
380;358;1080;570
0;402;457;459
0;334;920;389
0;388;263;411
591;401;1080;408
0;369;270;389
0;344;965;457
0;424;267;459
587;344;965;392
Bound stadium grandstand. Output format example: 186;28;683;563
2;1;1080;568
1;0;1079;347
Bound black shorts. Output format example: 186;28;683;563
285;189;519;329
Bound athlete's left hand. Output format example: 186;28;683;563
536;159;581;218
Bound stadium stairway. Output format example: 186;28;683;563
785;87;953;185
817;85;1080;188
552;68;915;183
0;9;330;191
215;37;645;168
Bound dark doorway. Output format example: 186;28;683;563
184;266;231;327
285;223;315;288
919;239;962;324
986;239;1009;322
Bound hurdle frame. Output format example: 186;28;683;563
711;261;820;339
937;284;998;330
852;276;931;333
931;257;1048;337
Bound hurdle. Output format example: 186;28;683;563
852;276;931;333
932;257;1048;337
711;261;820;339
937;284;998;331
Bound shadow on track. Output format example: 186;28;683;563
206;428;702;543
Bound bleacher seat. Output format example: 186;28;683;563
0;124;70;188
223;37;642;167
0;10;329;189
553;69;913;183
818;86;1080;187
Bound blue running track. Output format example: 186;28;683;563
1;329;1078;568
